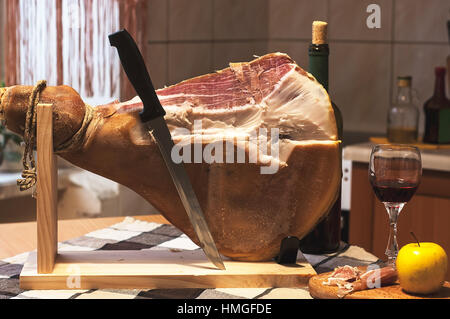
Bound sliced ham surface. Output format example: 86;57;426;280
116;53;337;145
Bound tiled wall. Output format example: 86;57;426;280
1;1;448;136
327;0;448;135
145;0;269;90
146;0;449;136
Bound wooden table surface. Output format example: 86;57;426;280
0;214;170;259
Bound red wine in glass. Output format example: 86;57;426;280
372;180;418;203
369;145;422;266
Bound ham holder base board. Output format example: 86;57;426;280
19;104;317;290
20;250;317;290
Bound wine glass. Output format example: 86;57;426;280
369;144;422;267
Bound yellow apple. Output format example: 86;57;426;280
396;242;448;295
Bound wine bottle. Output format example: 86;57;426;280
423;67;450;144
299;21;343;254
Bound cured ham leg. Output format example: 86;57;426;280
0;53;340;261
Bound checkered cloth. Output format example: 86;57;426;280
0;217;379;299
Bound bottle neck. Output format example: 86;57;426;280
308;44;329;91
308;43;343;138
433;73;446;99
397;86;412;105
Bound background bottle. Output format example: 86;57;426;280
423;67;450;144
299;21;343;254
387;76;419;144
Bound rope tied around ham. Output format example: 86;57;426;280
17;80;47;194
16;80;94;194
54;103;94;154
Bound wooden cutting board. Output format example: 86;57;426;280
308;267;450;299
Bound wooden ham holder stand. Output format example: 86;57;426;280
19;104;316;290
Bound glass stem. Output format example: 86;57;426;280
384;203;405;266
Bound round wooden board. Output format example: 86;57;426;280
308;266;450;299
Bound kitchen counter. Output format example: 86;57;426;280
344;142;450;172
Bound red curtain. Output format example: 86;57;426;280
4;0;147;102
118;0;148;101
5;0;20;87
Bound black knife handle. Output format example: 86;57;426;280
109;29;166;122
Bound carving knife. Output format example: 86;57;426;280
109;29;225;270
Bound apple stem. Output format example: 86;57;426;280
410;231;420;247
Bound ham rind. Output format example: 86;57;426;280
0;53;341;261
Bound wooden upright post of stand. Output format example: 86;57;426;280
36;104;58;274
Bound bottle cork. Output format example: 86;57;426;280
397;76;412;88
312;21;328;45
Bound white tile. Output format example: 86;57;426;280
329;42;392;134
268;0;327;40
214;0;268;40
169;0;213;41
328;0;393;41
168;42;212;85
146;43;168;89
395;0;449;43
147;0;168;42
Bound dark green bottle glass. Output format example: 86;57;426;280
423;67;450;144
299;39;344;254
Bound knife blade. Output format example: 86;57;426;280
109;29;225;270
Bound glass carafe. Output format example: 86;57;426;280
387;77;419;144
